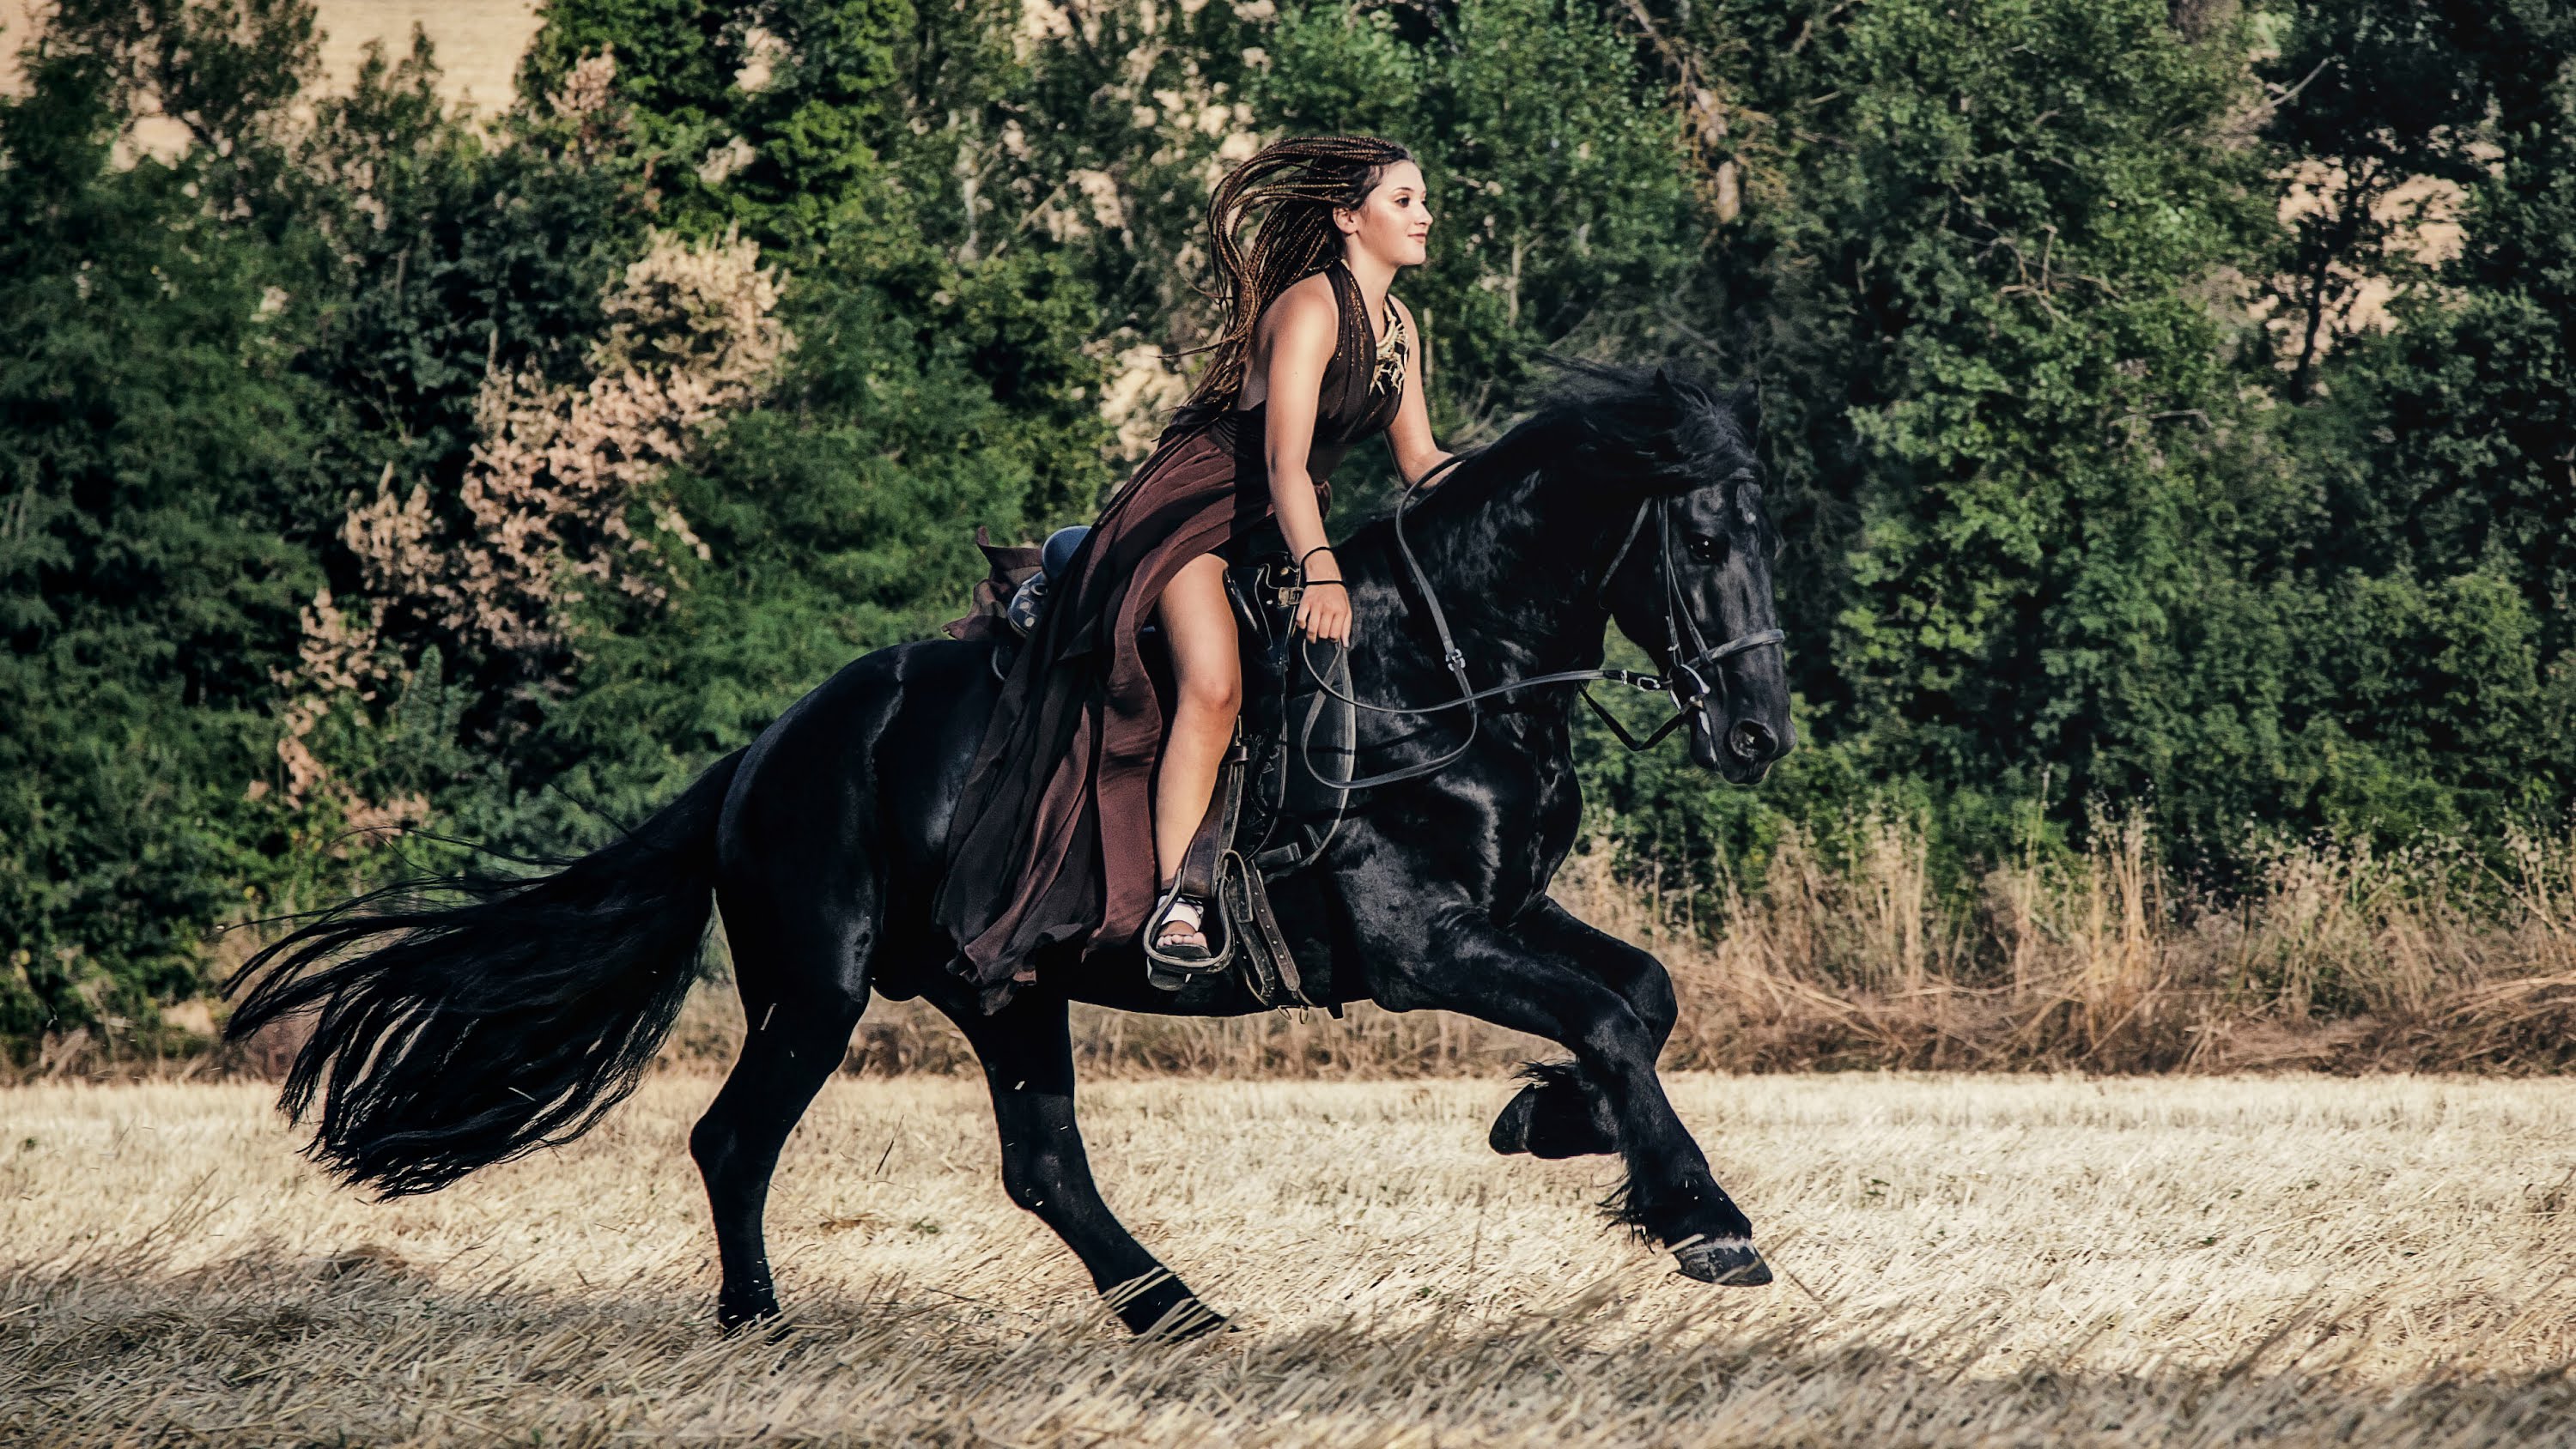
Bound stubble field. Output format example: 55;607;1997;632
4;1072;2574;1446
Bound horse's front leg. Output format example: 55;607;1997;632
1365;899;1771;1287
1488;896;1672;1161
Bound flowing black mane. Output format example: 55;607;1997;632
1360;365;1761;538
1326;366;1768;660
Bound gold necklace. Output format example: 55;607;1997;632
1372;300;1408;397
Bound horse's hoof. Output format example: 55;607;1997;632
1140;1296;1230;1341
721;1302;778;1338
1106;1270;1226;1338
1490;1072;1618;1158
1489;1085;1540;1155
1674;1237;1773;1287
717;1300;783;1337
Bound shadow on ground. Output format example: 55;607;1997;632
6;1246;2571;1448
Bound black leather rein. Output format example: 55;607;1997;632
1294;457;1786;794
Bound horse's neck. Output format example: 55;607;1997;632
1388;469;1629;672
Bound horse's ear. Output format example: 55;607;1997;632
1655;364;1715;408
1726;381;1760;436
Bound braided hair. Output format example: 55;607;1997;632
1183;136;1415;410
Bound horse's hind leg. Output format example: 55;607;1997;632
689;900;870;1331
922;978;1222;1337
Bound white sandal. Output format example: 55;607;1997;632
1145;882;1219;990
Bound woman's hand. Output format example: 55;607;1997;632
1297;551;1354;646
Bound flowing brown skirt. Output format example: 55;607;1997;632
933;405;1321;1009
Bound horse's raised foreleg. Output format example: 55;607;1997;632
927;982;1224;1337
1372;901;1771;1287
1489;897;1671;1161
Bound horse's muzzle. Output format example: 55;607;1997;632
1728;719;1779;763
1692;712;1780;783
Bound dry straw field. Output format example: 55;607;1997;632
10;817;2575;1444
5;1072;2575;1446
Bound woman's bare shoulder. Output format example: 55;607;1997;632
1258;272;1340;340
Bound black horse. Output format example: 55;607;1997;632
227;367;1795;1337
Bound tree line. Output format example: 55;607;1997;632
3;0;2570;1053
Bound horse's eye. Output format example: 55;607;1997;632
1685;535;1724;563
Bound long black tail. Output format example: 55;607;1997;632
225;750;746;1197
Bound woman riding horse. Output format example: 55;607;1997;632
936;136;1450;1003
223;144;1797;1337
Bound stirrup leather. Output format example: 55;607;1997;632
1144;722;1245;992
1140;715;1324;1008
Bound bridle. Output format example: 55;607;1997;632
1294;456;1787;793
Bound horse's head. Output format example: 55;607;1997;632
1597;369;1795;784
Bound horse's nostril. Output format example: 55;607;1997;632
1728;720;1777;762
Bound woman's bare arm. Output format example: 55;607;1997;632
1255;281;1354;643
1258;283;1341;575
1384;297;1452;485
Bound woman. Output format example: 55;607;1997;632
933;136;1452;1008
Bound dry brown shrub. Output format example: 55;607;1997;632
1643;813;2576;1078
270;60;789;824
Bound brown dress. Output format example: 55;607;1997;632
934;258;1409;1008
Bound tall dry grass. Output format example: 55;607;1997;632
778;813;2576;1079
1647;812;2576;1076
26;815;2576;1082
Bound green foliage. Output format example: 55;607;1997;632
1589;0;2269;895
0;43;328;1045
1595;0;2576;905
9;0;2576;1050
1266;0;1704;425
475;0;1117;852
540;269;1098;828
301;39;639;482
2245;1;2576;842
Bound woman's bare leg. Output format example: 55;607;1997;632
1152;554;1242;946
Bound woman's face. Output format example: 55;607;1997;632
1337;160;1431;268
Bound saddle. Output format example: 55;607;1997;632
946;527;1355;1008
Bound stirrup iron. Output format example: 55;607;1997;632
1145;882;1230;991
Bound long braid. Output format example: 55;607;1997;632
1184;136;1413;410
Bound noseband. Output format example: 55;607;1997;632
1296;458;1786;792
